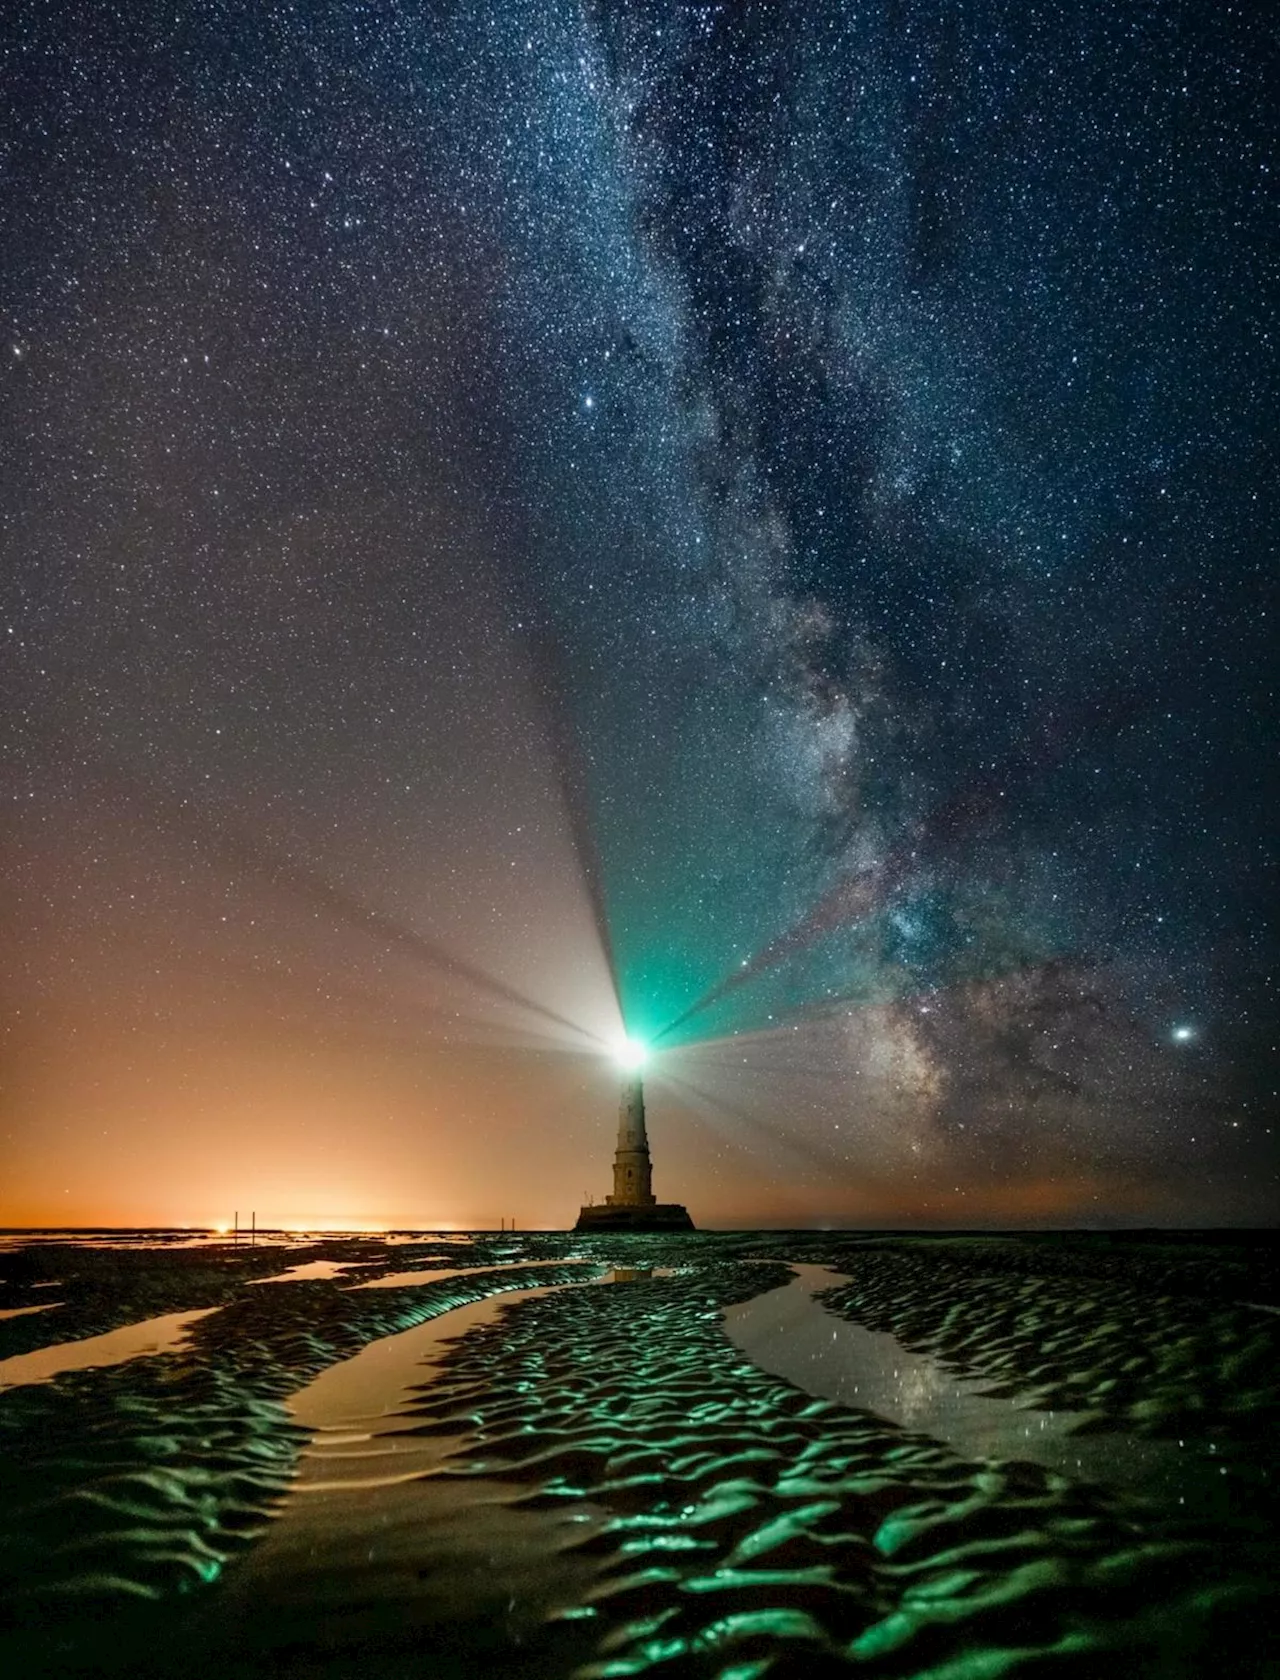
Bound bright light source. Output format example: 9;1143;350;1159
1172;1025;1195;1043
613;1036;647;1072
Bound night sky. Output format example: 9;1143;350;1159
2;1;1275;1229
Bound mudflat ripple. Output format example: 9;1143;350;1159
0;1260;590;1640
818;1243;1280;1467
2;1233;1275;1679
394;1263;1272;1678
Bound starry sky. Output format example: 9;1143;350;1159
2;0;1275;1229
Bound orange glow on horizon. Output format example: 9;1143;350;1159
2;1009;1261;1230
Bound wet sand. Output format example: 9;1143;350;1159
0;1230;1275;1678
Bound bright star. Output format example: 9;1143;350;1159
1171;1025;1195;1043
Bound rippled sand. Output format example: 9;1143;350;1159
0;1231;1274;1677
818;1240;1279;1467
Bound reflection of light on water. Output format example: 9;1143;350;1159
725;1265;1197;1503
896;1359;948;1428
250;1259;374;1284
346;1267;470;1290
287;1263;637;1494
0;1307;217;1391
288;1269;610;1491
0;1302;63;1322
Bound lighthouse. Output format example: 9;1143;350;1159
575;1042;695;1232
610;1071;656;1207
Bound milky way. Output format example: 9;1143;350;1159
1;2;1275;1226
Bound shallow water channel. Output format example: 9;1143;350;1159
183;1273;611;1677
0;1302;61;1322
0;1306;217;1390
724;1264;1223;1514
250;1259;375;1284
286;1282;575;1489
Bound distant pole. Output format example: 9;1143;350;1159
251;1210;256;1248
234;1211;238;1246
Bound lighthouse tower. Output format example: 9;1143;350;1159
609;1072;656;1208
575;1061;695;1232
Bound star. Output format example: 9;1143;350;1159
0;0;1271;1229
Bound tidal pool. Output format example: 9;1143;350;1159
287;1283;573;1490
0;1302;62;1322
250;1259;376;1284
724;1263;1219;1512
286;1263;622;1493
0;1305;218;1390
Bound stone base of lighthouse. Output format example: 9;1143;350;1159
574;1200;695;1233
